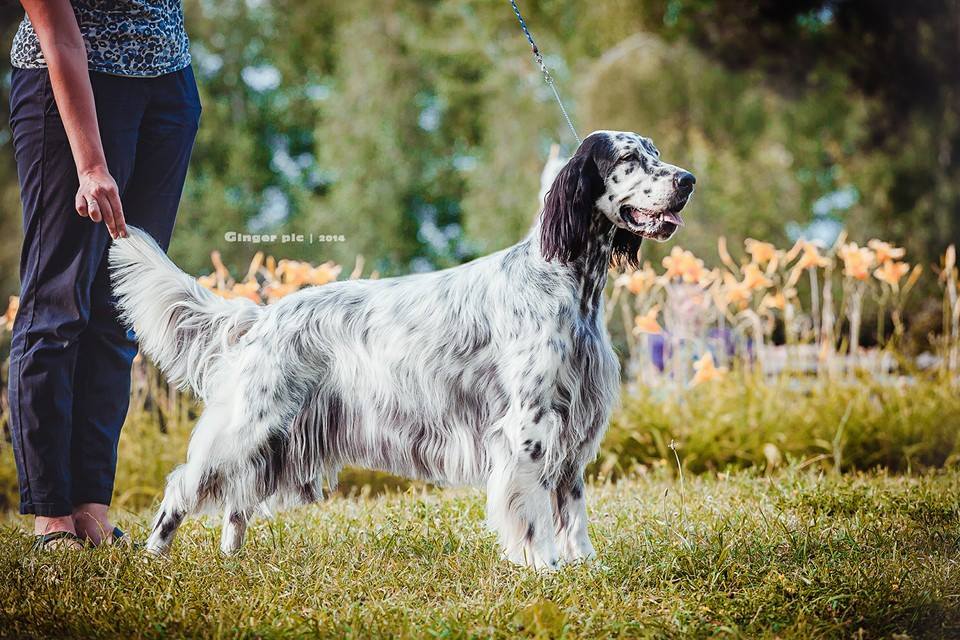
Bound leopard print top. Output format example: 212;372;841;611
11;0;190;78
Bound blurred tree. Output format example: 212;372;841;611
0;0;955;292
624;0;960;263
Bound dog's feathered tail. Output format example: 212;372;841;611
109;226;262;399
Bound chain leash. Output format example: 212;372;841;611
508;0;582;145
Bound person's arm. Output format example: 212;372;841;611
21;0;127;238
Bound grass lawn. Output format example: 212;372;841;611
0;468;957;639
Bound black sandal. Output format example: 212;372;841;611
106;526;143;550
32;530;84;551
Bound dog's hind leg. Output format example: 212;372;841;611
145;465;191;555
144;405;233;555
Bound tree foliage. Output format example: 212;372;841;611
0;0;955;293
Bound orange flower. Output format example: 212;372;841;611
795;241;830;270
197;273;222;292
262;282;300;302
662;246;706;284
717;237;739;273
276;259;310;286
307;262;342;286
244;251;265;282
741;263;773;291
230;281;263;303
633;305;663;335
210;250;230;284
618;262;658;295
838;242;875;281
873;260;910;290
867;239;905;264
760;291;787;312
3;295;18;331
699;267;722;287
721;272;752;309
745;238;776;265
277;260;342;287
691;352;727;386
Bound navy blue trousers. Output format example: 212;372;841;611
8;66;200;516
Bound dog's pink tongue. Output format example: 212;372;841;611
663;210;684;226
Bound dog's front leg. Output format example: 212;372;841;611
554;473;596;563
485;439;560;571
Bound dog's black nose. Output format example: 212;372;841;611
675;171;696;194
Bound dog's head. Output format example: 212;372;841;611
541;130;695;267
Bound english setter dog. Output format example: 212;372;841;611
109;130;695;569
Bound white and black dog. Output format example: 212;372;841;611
109;130;694;569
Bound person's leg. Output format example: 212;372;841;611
69;250;138;544
71;67;200;543
6;68;141;539
70;251;137;544
7;67;101;533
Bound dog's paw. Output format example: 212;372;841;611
562;537;596;564
504;544;561;572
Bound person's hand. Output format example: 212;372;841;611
75;165;127;238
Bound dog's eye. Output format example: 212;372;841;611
619;153;638;163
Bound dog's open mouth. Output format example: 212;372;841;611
619;203;684;240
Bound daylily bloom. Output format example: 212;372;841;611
210;250;230;283
760;291;787;312
691;352;727;386
721;272;752;309
839;242;875;281
873;260;910;290
617;262;658;295
262;282;300;302
244;251;265;282
867;239;905;264
231;281;263;303
717;237;740;273
197;273;221;291
308;262;342;286
741;263;773;291
277;260;342;287
276;260;311;286
795;241;831;270
662;246;706;284
633;305;663;335
745;238;777;265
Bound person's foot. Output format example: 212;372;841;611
33;516;84;550
72;503;116;546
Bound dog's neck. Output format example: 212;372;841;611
530;211;617;321
571;214;617;320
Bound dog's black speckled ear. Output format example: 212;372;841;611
540;151;603;264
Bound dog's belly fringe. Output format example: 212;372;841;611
279;386;503;494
